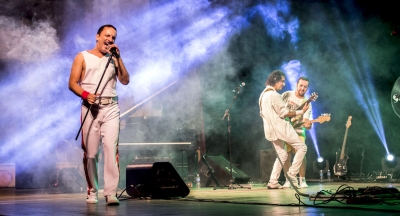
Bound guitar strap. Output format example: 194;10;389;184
259;87;275;118
300;97;308;137
259;87;280;141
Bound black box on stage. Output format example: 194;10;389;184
199;155;251;187
260;149;276;182
126;162;190;198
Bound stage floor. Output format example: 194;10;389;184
1;181;400;215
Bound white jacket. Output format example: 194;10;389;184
259;86;302;143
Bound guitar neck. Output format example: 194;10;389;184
340;128;349;159
297;99;311;110
291;118;318;128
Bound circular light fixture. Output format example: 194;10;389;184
317;157;324;163
386;154;395;162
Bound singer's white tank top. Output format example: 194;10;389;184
80;50;117;97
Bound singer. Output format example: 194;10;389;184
68;24;130;205
259;70;309;189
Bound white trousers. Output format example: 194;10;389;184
81;102;120;197
269;138;307;184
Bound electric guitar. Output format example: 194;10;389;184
290;92;318;124
291;113;331;128
296;92;318;110
334;116;352;176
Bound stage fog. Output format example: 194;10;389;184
0;0;399;189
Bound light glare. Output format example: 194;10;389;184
386;154;395;162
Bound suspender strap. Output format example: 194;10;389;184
259;87;275;118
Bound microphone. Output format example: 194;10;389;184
110;47;119;58
232;82;245;93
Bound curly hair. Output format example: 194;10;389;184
266;70;285;86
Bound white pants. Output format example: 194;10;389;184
269;138;307;184
81;102;120;197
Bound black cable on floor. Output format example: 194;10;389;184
176;195;400;213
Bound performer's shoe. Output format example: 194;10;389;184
267;182;283;189
300;178;308;188
282;180;291;188
300;181;308;188
106;195;120;206
86;192;98;204
287;173;299;189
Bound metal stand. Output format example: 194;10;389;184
75;53;115;140
221;87;250;190
201;154;222;189
358;144;365;181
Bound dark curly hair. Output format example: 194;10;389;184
266;70;285;86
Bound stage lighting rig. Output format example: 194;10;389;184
386;154;395;162
313;157;330;181
376;154;400;182
381;154;400;171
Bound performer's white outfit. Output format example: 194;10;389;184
259;86;307;184
80;50;120;198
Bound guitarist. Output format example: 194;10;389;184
259;71;310;189
281;77;312;188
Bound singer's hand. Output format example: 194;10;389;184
107;44;120;58
108;44;129;85
86;93;100;105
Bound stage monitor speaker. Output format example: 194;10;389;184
126;162;189;198
199;155;251;187
260;149;276;182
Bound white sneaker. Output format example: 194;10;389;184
282;180;291;188
106;195;120;206
287;173;299;189
267;182;283;189
300;179;309;188
86;192;98;204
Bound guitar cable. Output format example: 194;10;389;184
271;144;310;198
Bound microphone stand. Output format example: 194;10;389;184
358;144;365;181
75;52;115;140
221;88;249;190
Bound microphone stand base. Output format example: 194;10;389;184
228;182;252;190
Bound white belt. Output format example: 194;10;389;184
94;96;118;105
